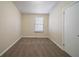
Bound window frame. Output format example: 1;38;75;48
34;16;44;33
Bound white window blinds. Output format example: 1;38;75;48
35;16;44;32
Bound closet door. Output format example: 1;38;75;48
64;2;79;57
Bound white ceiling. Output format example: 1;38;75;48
13;1;57;14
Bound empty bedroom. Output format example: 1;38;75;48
0;1;79;57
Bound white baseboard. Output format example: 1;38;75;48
0;36;21;56
51;39;71;56
49;38;64;51
22;36;49;39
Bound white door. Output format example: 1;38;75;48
64;2;79;57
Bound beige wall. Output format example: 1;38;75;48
22;14;48;38
0;2;21;55
49;1;73;50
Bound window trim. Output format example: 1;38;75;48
34;16;44;33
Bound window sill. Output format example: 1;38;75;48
34;31;44;33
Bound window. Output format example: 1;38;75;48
35;16;44;32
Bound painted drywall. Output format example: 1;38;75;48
0;2;21;54
22;14;48;38
48;1;73;50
